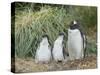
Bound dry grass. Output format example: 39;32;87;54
15;55;97;73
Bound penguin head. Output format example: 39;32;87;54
42;34;49;40
41;34;49;45
58;33;64;38
55;33;64;44
70;20;80;30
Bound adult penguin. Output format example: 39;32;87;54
67;20;86;60
35;35;52;64
52;33;65;62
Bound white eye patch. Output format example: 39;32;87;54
73;20;77;24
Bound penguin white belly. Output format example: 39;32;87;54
68;29;83;60
35;46;51;63
53;44;64;61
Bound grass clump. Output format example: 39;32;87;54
15;5;70;58
13;2;97;58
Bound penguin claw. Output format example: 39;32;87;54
57;60;62;62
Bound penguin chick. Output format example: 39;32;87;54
52;33;65;62
35;35;52;64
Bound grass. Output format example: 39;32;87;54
13;2;97;58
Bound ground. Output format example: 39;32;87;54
15;55;97;73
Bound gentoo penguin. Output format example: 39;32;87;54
67;20;86;60
52;33;65;62
35;35;52;64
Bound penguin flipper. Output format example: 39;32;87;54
83;35;87;58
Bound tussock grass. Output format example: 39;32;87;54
14;3;97;58
15;6;70;58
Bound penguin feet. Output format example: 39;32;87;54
57;60;63;63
